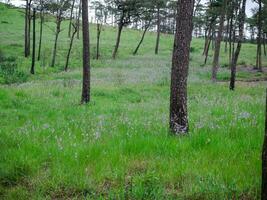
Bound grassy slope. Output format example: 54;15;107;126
0;3;267;199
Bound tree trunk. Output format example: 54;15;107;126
24;0;29;57
133;20;151;55
65;27;77;71
229;0;246;91
81;0;90;104
77;0;82;39
31;9;36;74
37;4;44;61
96;23;102;60
27;2;31;57
155;7;160;55
262;89;267;200
170;0;194;135
256;0;262;72
112;22;123;59
263;33;266;57
51;20;61;67
68;0;75;38
211;0;226;82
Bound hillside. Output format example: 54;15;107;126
0;3;266;199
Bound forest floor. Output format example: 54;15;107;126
0;3;267;200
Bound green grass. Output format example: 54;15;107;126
0;3;267;199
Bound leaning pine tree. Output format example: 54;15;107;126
169;0;194;134
81;0;90;103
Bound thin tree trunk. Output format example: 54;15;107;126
68;0;75;38
51;21;61;67
81;0;90;104
65;27;77;71
170;0;194;135
133;21;151;55
263;33;266;56
211;0;227;82
31;9;36;74
77;0;82;39
37;4;44;61
24;0;29;57
229;0;246;91
27;2;31;57
96;23;102;60
204;38;211;65
112;22;123;59
262;89;267;200
256;0;262;72
155;7;160;55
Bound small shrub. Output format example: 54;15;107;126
0;54;28;84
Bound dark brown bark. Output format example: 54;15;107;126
256;0;263;68
112;22;123;59
229;0;246;91
81;0;90;104
31;9;36;74
170;0;194;135
262;89;267;200
211;0;227;82
133;20;151;55
155;7;160;55
68;0;75;38
37;2;44;61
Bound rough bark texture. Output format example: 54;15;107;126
155;7;160;55
262;89;267;200
81;0;90;104
229;0;246;91
211;0;226;82
133;21;151;55
170;0;194;135
30;9;36;74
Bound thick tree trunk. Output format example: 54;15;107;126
262;89;267;200
229;0;246;91
211;0;226;82
65;27;77;71
170;0;194;135
133;21;151;55
81;0;90;104
31;9;36;74
68;0;75;38
112;23;123;59
96;23;102;60
37;5;44;61
155;7;160;55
